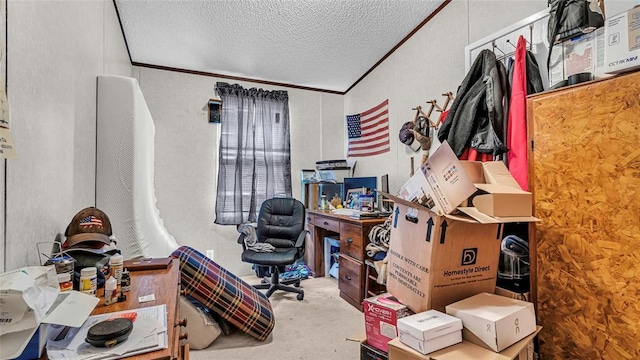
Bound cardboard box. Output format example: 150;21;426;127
397;310;462;355
397;142;477;216
364;293;413;352
563;28;607;79
387;154;539;314
361;340;390;360
387;326;540;360
445;292;536;352
605;6;640;74
495;286;530;302
385;196;502;313
457;161;540;224
603;1;639;19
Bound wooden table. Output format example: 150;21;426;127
305;210;386;310
41;259;188;360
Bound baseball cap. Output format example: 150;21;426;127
63;207;113;249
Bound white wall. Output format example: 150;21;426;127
134;67;336;275
344;0;548;193
1;0;131;271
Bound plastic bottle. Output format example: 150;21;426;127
57;272;73;292
120;269;131;292
320;193;328;210
79;267;97;296
104;276;117;305
109;253;124;286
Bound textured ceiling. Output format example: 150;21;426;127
115;0;447;93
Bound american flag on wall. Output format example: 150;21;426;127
346;99;390;157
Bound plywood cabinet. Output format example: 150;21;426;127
527;71;640;359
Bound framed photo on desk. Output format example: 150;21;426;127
346;188;363;209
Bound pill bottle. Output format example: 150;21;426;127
120;269;131;292
104;276;117;306
80;267;97;296
57;272;73;292
45;255;75;277
109;253;124;285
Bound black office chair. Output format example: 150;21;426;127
237;198;307;300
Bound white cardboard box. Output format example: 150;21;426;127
445;292;536;352
397;310;462;354
604;5;640;74
563;28;607;79
396;141;476;216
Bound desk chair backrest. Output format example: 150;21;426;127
257;198;305;248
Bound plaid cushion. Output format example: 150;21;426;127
171;246;275;341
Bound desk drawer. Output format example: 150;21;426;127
338;254;363;304
340;223;364;261
315;216;340;233
305;214;315;225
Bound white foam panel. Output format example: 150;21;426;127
96;75;179;259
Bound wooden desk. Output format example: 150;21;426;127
42;259;188;360
305;210;385;310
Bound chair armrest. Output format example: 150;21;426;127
294;230;308;248
237;233;248;251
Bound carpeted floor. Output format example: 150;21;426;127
188;276;366;360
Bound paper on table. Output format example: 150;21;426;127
46;304;168;360
44;292;101;328
331;208;360;216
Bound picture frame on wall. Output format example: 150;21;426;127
208;99;222;123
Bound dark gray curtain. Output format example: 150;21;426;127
214;82;292;225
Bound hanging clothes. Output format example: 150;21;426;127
506;36;529;190
437;50;509;158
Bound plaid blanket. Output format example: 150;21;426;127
171;246;275;341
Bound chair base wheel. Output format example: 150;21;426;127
296;293;304;301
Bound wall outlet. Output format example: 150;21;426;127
206;250;215;260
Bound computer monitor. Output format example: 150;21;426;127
381;174;389;193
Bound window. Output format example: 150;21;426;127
214;83;292;225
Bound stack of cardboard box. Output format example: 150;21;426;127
358;141;541;360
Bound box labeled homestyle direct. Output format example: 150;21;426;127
604;6;640;74
384;195;502;313
445;292;536;352
363;293;413;352
397;310;462;355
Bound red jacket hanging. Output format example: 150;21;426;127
507;36;529;190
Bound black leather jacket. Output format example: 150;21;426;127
438;50;509;157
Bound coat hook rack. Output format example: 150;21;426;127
492;40;506;56
438;92;454;113
424;100;440;128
